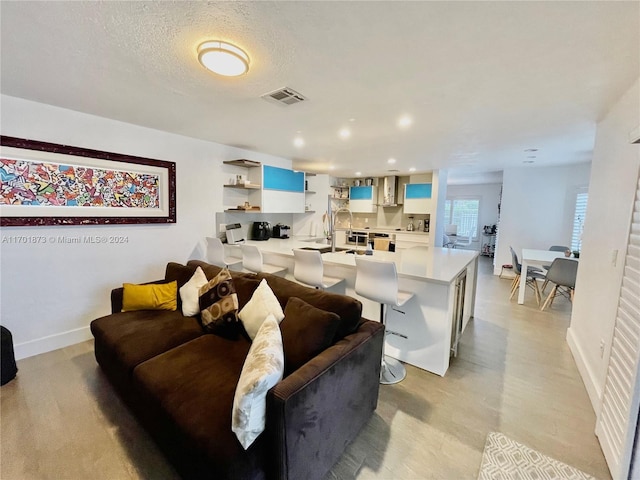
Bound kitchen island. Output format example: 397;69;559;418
226;238;478;376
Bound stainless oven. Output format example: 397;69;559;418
346;230;368;246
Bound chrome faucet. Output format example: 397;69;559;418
331;207;353;252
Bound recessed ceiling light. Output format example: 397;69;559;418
349;118;356;122
524;148;538;152
523;160;535;164
328;165;336;171
527;155;537;159
355;171;362;176
409;167;416;172
293;137;305;148
398;115;413;128
387;158;396;164
339;128;351;139
197;40;249;77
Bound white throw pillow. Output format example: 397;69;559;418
238;279;284;340
179;266;208;316
232;314;284;449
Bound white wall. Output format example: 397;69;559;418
567;78;640;411
0;95;292;359
494;163;592;275
446;183;502;251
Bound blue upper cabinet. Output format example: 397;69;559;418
262;165;304;213
350;186;377;212
263;165;304;192
405;183;432;199
404;183;433;214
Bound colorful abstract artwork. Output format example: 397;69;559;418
0;158;160;208
0;136;176;226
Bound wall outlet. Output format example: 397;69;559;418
600;339;606;358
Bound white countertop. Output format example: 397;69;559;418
229;238;477;284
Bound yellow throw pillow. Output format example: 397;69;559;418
122;281;178;312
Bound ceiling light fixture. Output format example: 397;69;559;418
197;40;250;77
388;158;396;164
398;115;413;128
293;137;305;148
355;171;362;176
409;167;416;172
339;128;351;139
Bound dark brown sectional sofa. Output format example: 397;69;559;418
90;260;384;480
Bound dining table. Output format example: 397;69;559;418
518;249;578;305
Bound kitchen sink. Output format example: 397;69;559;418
298;246;350;254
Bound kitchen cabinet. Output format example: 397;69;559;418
349;186;377;213
262;165;305;213
403;183;432;214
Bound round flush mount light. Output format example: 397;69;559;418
387;158;397;164
293;137;305;148
197;40;250;77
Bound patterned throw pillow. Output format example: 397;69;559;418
198;267;239;338
232;314;284;449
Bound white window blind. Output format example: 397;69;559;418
571;191;588;251
596;175;640;479
444;198;480;240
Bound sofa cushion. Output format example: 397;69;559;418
256;272;363;341
90;310;203;374
132;334;261;475
238;279;285;340
180;267;208;317
199;268;240;339
280;297;341;376
122;281;178;312
232;314;284;449
187;260;260;310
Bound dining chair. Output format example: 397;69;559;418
240;245;287;276
205;237;242;270
541;245;571;291
540;257;578;311
292;249;344;290
509;247;545;305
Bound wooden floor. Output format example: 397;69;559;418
0;256;610;480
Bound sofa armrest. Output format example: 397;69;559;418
265;319;384;480
110;279;167;314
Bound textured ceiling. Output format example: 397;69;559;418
1;1;638;181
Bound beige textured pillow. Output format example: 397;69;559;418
232;314;284;449
238;279;284;340
179;267;208;316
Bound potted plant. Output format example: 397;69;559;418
572;250;580;258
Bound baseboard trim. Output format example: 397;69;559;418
567;327;603;416
14;326;92;360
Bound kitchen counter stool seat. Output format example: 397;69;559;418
205;237;242;270
355;257;414;385
240;244;287;277
293;249;344;290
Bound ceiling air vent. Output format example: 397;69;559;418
261;87;307;106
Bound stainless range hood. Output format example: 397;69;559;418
381;176;399;207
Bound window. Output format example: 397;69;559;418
443;197;480;239
571;191;588;251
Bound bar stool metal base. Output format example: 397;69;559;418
380;355;406;385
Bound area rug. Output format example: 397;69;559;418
478;432;596;480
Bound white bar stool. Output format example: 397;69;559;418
240;244;287;277
355;256;414;385
292;249;345;290
205;237;242;270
